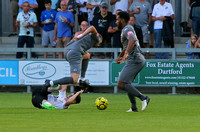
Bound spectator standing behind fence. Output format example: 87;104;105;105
76;0;88;25
54;0;75;58
56;0;76;35
18;0;38;12
16;1;38;58
152;0;174;59
188;0;200;36
108;9;122;49
110;0;133;15
91;3;114;58
41;0;57;58
185;34;198;59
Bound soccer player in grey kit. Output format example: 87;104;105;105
44;26;102;90
116;11;150;112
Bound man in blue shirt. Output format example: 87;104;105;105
41;0;57;58
53;0;75;59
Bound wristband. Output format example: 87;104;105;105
76;34;83;39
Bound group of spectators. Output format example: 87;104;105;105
10;0;199;60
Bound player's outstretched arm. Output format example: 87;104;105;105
64;90;84;106
74;26;97;41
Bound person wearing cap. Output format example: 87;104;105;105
91;2;115;58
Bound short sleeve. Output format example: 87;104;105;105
55;13;58;23
33;13;38;23
152;4;157;17
129;3;136;11
41;11;45;22
52;10;57;20
123;27;134;39
147;3;152;14
168;4;174;15
69;12;75;24
16;13;21;21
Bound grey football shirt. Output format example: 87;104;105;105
65;33;99;54
121;25;141;56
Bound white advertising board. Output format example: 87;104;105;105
19;61;109;85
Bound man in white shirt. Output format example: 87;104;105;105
152;0;174;59
16;1;38;58
110;0;133;15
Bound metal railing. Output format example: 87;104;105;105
0;47;200;60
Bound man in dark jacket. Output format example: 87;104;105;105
91;3;114;58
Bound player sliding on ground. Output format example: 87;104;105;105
32;85;84;109
116;11;150;112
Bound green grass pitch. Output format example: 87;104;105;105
0;93;200;132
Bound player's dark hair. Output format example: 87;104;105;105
75;95;81;104
129;14;136;19
118;11;130;23
45;0;52;4
116;9;122;12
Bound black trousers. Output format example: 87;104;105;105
16;36;35;58
32;87;51;109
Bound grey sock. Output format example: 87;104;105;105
81;59;89;78
124;84;146;101
53;77;74;85
128;93;137;110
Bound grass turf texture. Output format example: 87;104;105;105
0;93;200;132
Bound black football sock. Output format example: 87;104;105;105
81;59;89;79
128;93;137;110
123;84;146;101
53;77;74;85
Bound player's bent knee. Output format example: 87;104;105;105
82;53;90;59
117;82;125;89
